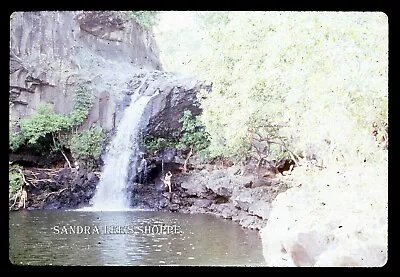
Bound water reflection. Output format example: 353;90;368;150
96;212;137;266
9;210;265;266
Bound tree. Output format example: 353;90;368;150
156;11;388;167
176;110;210;172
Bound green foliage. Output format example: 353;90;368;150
9;85;93;153
142;135;176;154
196;11;231;30
142;110;210;158
156;11;388;166
128;11;159;29
9;173;23;194
9;165;23;194
177;110;210;156
9;85;99;169
68;85;93;127
19;104;70;145
9;120;25;151
70;127;106;163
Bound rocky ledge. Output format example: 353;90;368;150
9;167;99;210
133;164;292;230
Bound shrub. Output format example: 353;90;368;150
156;11;388;167
9;120;24;151
142;135;176;154
69;127;106;168
19;104;70;145
176;110;210;157
9;165;23;195
68;84;93;127
9;85;93;155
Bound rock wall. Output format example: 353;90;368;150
175;167;291;230
141;72;206;138
10;11;162;131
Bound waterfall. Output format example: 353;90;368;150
161;159;164;179
88;74;154;211
138;157;148;185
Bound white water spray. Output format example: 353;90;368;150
137;157;148;185
87;74;154;211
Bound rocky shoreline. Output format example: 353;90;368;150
169;168;291;230
9;167;99;210
9;164;291;231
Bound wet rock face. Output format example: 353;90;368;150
10;11;209;151
141;73;207;138
75;11;126;42
74;11;161;67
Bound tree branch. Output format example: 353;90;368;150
9;190;21;211
43;187;69;202
268;140;300;166
183;146;194;173
52;134;72;169
250;131;300;166
61;150;72;169
17;168;37;188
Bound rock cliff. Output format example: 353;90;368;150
10;11;202;136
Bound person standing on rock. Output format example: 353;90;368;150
163;171;172;193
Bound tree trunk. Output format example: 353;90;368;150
183;146;193;173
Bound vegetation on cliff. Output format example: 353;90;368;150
9;85;105;170
123;11;160;29
175;110;210;156
142;109;210;169
155;11;388;169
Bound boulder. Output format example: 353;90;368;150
232;187;273;220
260;163;388;267
193;199;213;208
168;203;180;212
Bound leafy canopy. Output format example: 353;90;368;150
155;11;388;166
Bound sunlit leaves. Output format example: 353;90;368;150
177;110;210;156
70;127;105;160
9;165;24;195
19;104;70;145
156;11;388;165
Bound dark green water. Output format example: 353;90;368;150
9;210;265;266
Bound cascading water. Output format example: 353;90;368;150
161;159;164;178
137;157;148;185
88;74;155;211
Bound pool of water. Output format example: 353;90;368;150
9;210;266;266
